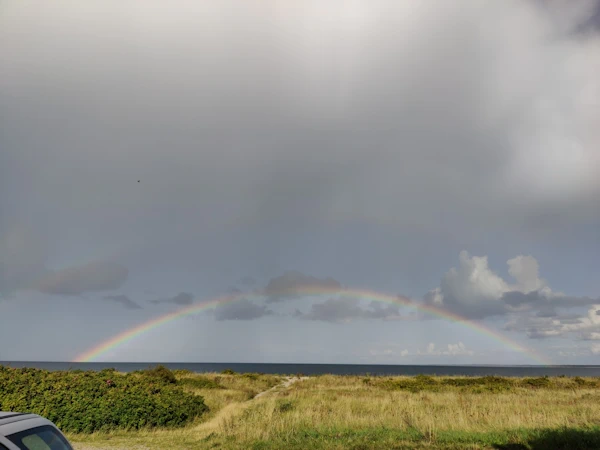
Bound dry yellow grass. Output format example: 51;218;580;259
69;374;600;450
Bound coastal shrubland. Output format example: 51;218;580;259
2;366;599;449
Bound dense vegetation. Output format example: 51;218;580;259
0;365;208;433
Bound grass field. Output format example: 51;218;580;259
67;371;600;450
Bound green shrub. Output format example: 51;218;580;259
242;373;259;380
140;365;177;384
382;376;524;393
414;375;436;385
571;377;598;388
380;375;440;393
382;378;435;393
441;376;513;393
179;376;224;390
221;369;236;375
277;400;294;413
98;367;117;377
521;377;551;389
0;365;207;433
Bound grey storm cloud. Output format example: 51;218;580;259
0;1;599;362
300;297;402;323
35;262;128;296
239;276;256;287
104;295;142;310
263;271;341;302
536;307;558;318
0;226;130;300
150;292;194;306
212;298;272;321
0;225;49;297
2;0;598;253
227;287;243;294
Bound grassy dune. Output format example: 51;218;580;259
68;372;600;450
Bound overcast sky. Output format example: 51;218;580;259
1;0;599;364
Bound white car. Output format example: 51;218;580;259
0;412;73;450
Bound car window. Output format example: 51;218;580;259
0;444;10;450
7;425;72;450
22;434;53;450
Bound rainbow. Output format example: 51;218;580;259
73;287;552;365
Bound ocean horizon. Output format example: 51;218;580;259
3;361;600;377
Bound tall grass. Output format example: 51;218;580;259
65;373;600;449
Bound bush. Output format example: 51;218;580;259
522;377;551;389
414;375;436;385
221;369;236;375
0;365;207;433
179;376;224;390
441;376;513;393
140;365;177;384
277;400;294;413
572;377;598;388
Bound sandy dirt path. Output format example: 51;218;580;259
254;375;309;399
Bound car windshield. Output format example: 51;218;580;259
7;425;72;450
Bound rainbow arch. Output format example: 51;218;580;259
73;287;552;365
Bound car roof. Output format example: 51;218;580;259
0;412;51;436
0;412;32;423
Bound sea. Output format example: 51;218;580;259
2;362;600;377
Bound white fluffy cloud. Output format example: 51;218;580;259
369;342;474;358
437;251;511;315
418;342;474;357
583;332;600;341
505;304;600;340
424;251;549;317
424;250;599;321
508;255;546;293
